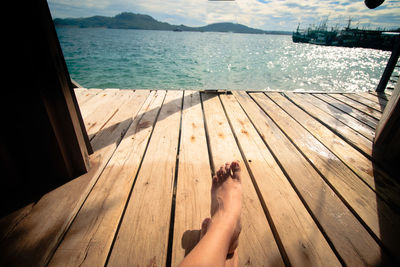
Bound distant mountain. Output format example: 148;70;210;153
187;22;266;34
54;12;290;35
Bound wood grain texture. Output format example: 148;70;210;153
232;91;387;266
268;93;400;210
295;93;375;141
270;92;400;217
220;94;340;266
369;90;391;98
201;92;284;267
374;82;400;186
74;88;102;107
313;93;378;129
107;90;183;267
375;82;400;145
343;93;385;113
49;90;161;266
285;92;373;156
0;90;149;267
328;93;382;120
171;91;213;266
254;92;400;259
81;89;121;138
359;92;388;106
85;90;134;139
3;90;399;267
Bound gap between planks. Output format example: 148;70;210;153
232;91;394;265
201;92;285;266
220;93;342;266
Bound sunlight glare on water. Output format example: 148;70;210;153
57;28;390;91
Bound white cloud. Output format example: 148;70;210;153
48;0;400;31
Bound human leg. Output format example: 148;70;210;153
179;161;242;267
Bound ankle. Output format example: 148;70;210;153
210;212;238;235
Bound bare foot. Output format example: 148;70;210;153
179;162;242;267
211;161;242;255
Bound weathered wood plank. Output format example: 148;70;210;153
286;92;373;156
294;93;375;141
4;89;400;267
201;92;284;266
85;90;134;139
81;89;120;113
80;90;121;136
73;88;87;93
171;91;213;266
382;88;392;95
0;204;35;243
74;88;102;107
269;92;400;213
220;94;340;266
73;88;87;102
48;90;162;266
343;93;385;113
358;92;388;107
232;91;389;266
375;83;399;146
382;85;395;93
374;81;400;178
0;90;150;267
254;92;400;260
313;93;378;129
328;93;382;120
80;89;119;119
107;90;183;267
369;91;390;101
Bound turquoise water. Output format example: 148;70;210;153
57;27;391;92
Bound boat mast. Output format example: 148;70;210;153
346;18;352;30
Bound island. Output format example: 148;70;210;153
53;12;291;35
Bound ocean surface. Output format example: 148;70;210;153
56;27;391;92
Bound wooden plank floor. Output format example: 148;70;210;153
1;89;399;266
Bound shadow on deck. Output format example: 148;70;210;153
1;89;399;266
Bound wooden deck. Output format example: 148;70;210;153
1;88;399;266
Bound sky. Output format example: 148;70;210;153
48;0;400;31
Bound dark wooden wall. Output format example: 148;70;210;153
374;81;400;178
1;0;91;216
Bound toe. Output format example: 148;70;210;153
217;166;225;180
231;161;241;181
225;162;232;178
212;175;219;185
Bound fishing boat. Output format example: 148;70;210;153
292;24;311;43
293;19;400;51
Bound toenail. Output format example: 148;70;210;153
213;176;218;183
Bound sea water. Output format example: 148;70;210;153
56;27;391;92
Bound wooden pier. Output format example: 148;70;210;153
1;88;399;266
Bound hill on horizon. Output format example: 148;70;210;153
53;12;291;35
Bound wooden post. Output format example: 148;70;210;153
0;0;91;216
374;80;400;177
376;37;400;92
